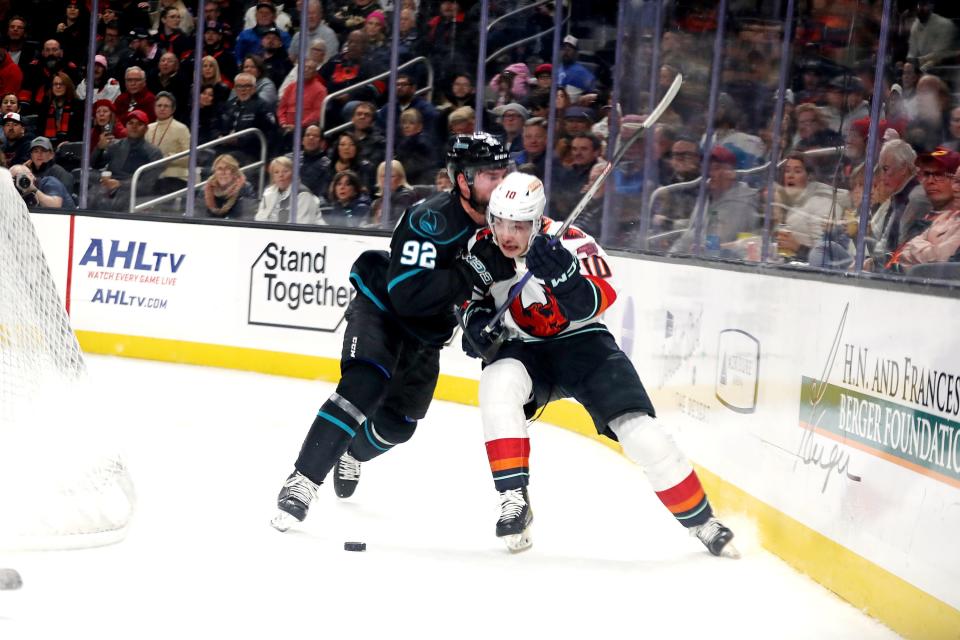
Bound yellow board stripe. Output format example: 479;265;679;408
76;331;960;640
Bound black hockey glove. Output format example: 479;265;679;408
461;302;505;360
455;237;516;293
525;234;581;295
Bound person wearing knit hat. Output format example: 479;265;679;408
76;54;122;103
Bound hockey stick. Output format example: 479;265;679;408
481;73;684;335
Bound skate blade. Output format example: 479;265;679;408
500;529;533;553
719;542;741;559
270;511;299;533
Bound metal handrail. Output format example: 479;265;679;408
486;0;553;32
486;26;557;64
319;56;433;137
648;146;846;208
128;127;268;213
323;87;432;140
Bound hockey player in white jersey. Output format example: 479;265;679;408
461;172;738;557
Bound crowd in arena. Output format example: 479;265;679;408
1;0;959;275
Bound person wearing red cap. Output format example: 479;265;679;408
90;108;164;212
91;99;127;155
888;164;960;270
670;146;760;254
533;63;552;91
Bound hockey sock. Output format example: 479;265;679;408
295;362;388;483
348;407;417;462
486;437;531;491
610;413;713;528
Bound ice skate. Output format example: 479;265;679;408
690;517;739;558
333;452;361;498
271;470;319;532
496;487;533;553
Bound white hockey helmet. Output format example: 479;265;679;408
486;172;546;250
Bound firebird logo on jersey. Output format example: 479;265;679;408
411;209;447;237
509;291;569;337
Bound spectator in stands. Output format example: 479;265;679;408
2;112;31;166
279;39;326;96
96;21;127;75
325;169;372;226
888;164;960;270
434;167;452;193
91;109;164;212
438;72;475;113
908;74;950;150
558;35;596;101
573;159;609;238
197;86;225;144
289;1;338;66
488;63;530;108
447;106;475;135
91;99;127;155
868;139;930;266
318;30;384;128
329;0;383;38
533;63;552;92
316;131;374;197
670;146;760;254
4;16;37;73
152;0;195;36
363;11;390;69
376;72;439;138
148;52;190;123
397;8;422;59
199;56;231;105
154;5;193;62
424;0;469;73
513;116;547;179
943;106;960;152
345;100;385;168
235;2;291;65
277;59;326;139
147;92;191;197
54;0;90;64
295;124;327;196
117;29;159;80
900;63;920;116
260;27;293;89
38;71;82;147
19;39;78;114
221;71;278;164
241;54;279;111
256;155;322;224
115;66;157;122
25;136;74;195
0;48;23;99
77;55;121;103
791;103;842;152
551;131;602;217
198;153;257;220
908;1;957;71
560;106;595;148
395;108;438;185
111;0;152;37
491;102;527;158
202;21;237;84
371;159;417;226
241;0;292;32
914;147;959;214
652;134;702;233
822;76;869;137
773;152;847;262
10;163;73;208
842;118;870;185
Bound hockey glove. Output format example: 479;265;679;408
461;302;505;360
456;237;516;294
525;234;581;295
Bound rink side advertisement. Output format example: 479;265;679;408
32;212;960;638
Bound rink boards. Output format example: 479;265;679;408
30;212;960;640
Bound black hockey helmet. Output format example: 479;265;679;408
446;132;510;197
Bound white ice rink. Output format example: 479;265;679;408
0;355;900;639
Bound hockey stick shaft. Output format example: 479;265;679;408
481;74;683;335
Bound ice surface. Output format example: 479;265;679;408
0;355;900;639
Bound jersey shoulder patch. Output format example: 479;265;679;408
405;193;473;246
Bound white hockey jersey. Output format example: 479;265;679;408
466;218;618;342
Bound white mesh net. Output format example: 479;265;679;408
0;168;135;549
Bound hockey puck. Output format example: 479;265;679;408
344;541;366;552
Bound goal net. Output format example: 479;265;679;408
0;168;135;549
